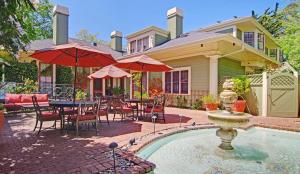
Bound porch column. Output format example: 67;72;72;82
52;64;56;96
102;78;105;96
89;68;93;100
36;61;41;90
209;55;220;97
262;72;268;117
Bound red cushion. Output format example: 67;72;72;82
21;94;34;103
144;107;163;113
35;94;48;102
5;94;21;103
97;109;107;115
122;107;132;113
16;103;33;107
63;108;78;115
41;112;60;121
4;103;21;109
68;115;96;121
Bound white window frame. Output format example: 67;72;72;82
162;66;191;95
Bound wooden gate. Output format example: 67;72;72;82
266;72;298;117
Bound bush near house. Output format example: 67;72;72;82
4;61;38;83
7;78;38;94
56;65;73;84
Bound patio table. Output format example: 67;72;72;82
125;99;154;120
49;100;96;130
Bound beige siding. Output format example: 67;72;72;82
164;55;210;91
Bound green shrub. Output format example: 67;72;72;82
176;96;187;108
76;90;86;100
5;61;37;83
202;94;216;104
112;87;124;96
134;91;149;99
56;65;73;84
191;99;203;110
232;76;250;98
8;78;38;94
0;103;4;110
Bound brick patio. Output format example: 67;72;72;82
0;107;299;173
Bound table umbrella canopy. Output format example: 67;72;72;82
116;54;172;72
88;65;131;79
30;43;116;67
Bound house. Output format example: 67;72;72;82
24;5;283;103
121;7;282;101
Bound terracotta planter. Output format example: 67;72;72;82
233;100;246;113
0;110;4;130
205;103;218;111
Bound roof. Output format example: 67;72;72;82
198;16;278;45
126;26;169;39
146;31;226;53
26;38;123;60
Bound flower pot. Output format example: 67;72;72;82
0;110;4;130
233;100;246;113
205;103;218;111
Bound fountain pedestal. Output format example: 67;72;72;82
208;111;251;150
216;127;237;150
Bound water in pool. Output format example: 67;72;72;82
137;128;300;174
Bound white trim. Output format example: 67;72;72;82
162;66;192;95
102;78;105;96
262;72;268;117
146;72;149;94
209;55;220;97
130;71;133;99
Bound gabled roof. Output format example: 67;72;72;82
198;16;278;46
126;26;169;39
26;38;123;59
146;31;226;53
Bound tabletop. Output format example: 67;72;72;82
49;100;96;107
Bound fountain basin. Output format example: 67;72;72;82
207;111;251;128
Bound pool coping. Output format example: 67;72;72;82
126;122;300;154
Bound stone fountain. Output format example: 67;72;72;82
208;79;251;150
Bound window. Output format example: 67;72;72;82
244;32;254;47
257;33;264;51
137;39;142;52
265;47;269;56
216;28;233;34
165;72;172;93
130;40;136;53
164;67;190;95
172;71;179;94
180;70;188;94
270;49;277;59
142;36;149;50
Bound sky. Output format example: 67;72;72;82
50;0;290;42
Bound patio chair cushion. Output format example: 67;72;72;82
35;94;48;102
97;109;107;116
144;106;164;113
63;108;78;115
41;112;60;121
21;94;34;103
122;107;132;113
4;103;22;109
5;94;22;103
68;115;96;121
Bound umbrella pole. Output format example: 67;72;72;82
73;48;78;103
140;72;143;119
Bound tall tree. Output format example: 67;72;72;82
277;2;300;69
0;0;53;57
252;3;284;38
76;29;110;46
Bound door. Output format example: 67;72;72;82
267;72;298;117
93;78;102;97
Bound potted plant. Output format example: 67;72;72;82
202;94;218;111
76;90;86;101
0;103;4;129
232;76;250;112
112;87;124;96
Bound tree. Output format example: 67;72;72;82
76;29;110;46
252;3;285;38
0;0;53;57
277;3;300;69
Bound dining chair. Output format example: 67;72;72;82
111;98;133;122
67;101;98;136
95;97;110;125
143;95;166;123
32;95;61;135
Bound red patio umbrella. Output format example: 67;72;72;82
116;54;172;109
31;43;116;101
88;65;131;79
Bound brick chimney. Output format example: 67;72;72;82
167;7;183;39
53;5;69;45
